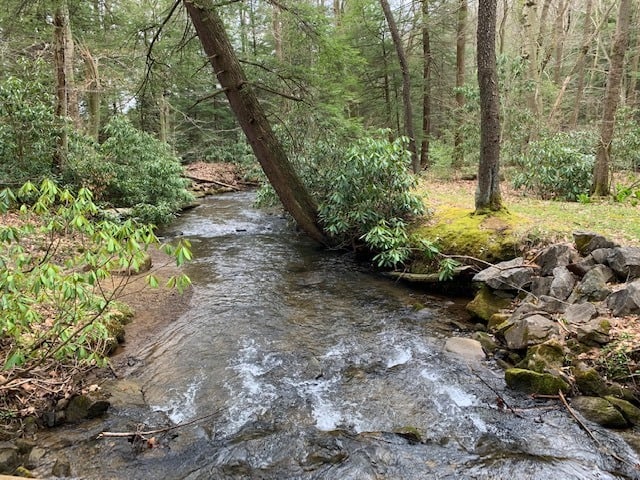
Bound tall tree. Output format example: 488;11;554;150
592;0;632;196
183;0;327;245
420;0;431;168
452;0;467;168
475;0;502;212
379;0;419;173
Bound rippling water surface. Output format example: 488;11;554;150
38;192;640;479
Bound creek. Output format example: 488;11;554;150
36;192;639;479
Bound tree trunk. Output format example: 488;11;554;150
453;0;467;168
380;0;419;173
79;44;101;140
592;0;632;196
571;0;592;127
420;0;431;168
183;0;327;245
476;0;503;213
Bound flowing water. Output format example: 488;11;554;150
37;192;640;479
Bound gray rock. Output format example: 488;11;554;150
567;256;597;277
605;396;640;426
564;303;598;324
606;280;640;316
591;248;615;265
531;276;553;298
569;264;615;303
549;266;576;301
444;337;486;363
52;456;72;477
503;314;559;349
538;295;568;314
26;446;47;469
573;231;618;256
535;244;580;276
473;257;537;291
0;442;18;474
575;318;611;345
608;247;640;280
570;396;628;428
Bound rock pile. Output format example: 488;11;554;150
468;231;640;428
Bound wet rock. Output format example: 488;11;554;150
535;244;580;276
444;337;486;363
393;426;424;444
570;396;628;428
504;368;569;395
472;331;498;354
604;396;640;426
606;280;640;316
51;456;72;477
573;231;618;256
608;247;640;281
466;286;513;322
573;366;608;396
549;266;576;301
65;394;110;423
473;257;537;291
568;265;614;303
0;441;19;474
14;465;35;477
103;379;146;407
487;312;511;331
516;341;565;374
503;314;559;350
564;303;597;325
26;446;46;469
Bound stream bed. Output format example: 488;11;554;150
36;192;640;479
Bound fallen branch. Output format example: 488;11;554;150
184;174;241;191
97;410;220;440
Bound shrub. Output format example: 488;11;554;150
0;179;191;371
512;131;596;201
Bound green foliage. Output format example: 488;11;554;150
613;107;640;171
0;179;191;371
0;76;58;185
315;134;426;266
65;116;193;224
512;131;596;201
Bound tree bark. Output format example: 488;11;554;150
183;0;327;245
79;44;101;140
453;0;467;168
571;0;592;127
476;0;503;213
592;0;632;196
420;0;431;169
380;0;419;173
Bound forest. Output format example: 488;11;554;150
1;0;640;462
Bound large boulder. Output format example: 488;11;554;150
606;280;640;316
549;266;576;301
535;244;580;276
573;366;608;396
444;337;486;363
503;314;559;350
604;396;640;426
608;247;640;281
516;341;565;374
473;257;537;291
573;231;618;256
570;396;628;428
504;368;569;395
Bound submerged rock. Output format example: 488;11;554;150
504;368;569;395
570;396;628;428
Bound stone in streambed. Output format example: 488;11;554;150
516;341;565;374
466;286;512;322
444;337;486;363
604;396;640;426
570;396;628;428
573;366;608;396
472;257;537;291
504;368;569;395
503;314;559;350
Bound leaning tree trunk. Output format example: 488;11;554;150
380;0;419;173
183;0;327;245
592;0;632;197
475;0;503;213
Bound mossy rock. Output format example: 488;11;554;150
488;312;511;331
466;286;513;322
604;396;640;426
504;368;570;395
411;207;525;265
570;396;628;428
516;341;565;374
573;367;607;396
472;331;498;354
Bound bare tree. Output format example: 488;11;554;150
420;0;431;168
592;0;632;196
475;0;502;213
183;0;327;244
452;0;467;168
